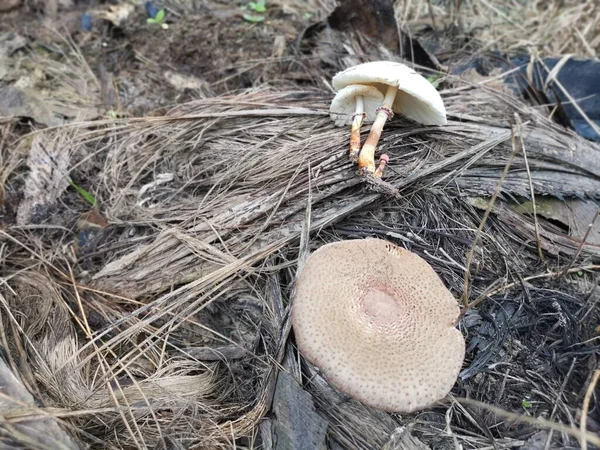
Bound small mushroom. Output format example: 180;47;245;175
329;85;384;162
332;61;447;176
291;238;465;413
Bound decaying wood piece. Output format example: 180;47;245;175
271;371;328;450
16;133;71;226
468;199;600;257
306;367;401;449
382;427;431;450
0;359;80;450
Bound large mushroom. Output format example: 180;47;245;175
329;85;384;163
332;61;447;177
291;238;465;413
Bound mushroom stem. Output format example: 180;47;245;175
349;95;364;162
374;154;389;177
358;85;398;176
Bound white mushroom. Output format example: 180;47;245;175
329;85;384;162
291;238;465;413
332;61;447;177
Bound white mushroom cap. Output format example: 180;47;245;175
332;61;447;126
329;85;384;126
291;238;465;413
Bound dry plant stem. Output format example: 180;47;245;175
349;96;364;162
358;85;398;175
559;211;600;279
454;397;600;448
460;127;519;314
543;358;577;450
516;114;544;262
467;264;600;312
580;369;600;450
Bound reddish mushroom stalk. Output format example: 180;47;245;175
349;95;365;162
330;85;384;166
358;85;398;176
374;154;389;178
333;62;448;179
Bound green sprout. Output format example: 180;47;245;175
521;399;532;410
147;9;168;29
68;178;97;207
242;0;266;23
427;73;442;89
248;0;266;13
243;13;265;22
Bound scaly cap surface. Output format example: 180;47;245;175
291;238;465;412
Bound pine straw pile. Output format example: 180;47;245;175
1;34;600;450
395;0;600;58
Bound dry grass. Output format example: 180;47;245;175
2;77;599;449
0;1;599;449
396;0;600;58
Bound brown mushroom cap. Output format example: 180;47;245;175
291;238;465;413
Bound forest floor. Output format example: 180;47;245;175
0;0;599;449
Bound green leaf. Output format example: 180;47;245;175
426;74;441;89
521;399;532;409
155;9;165;23
243;13;265;22
248;0;266;12
68;178;97;206
147;18;156;24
